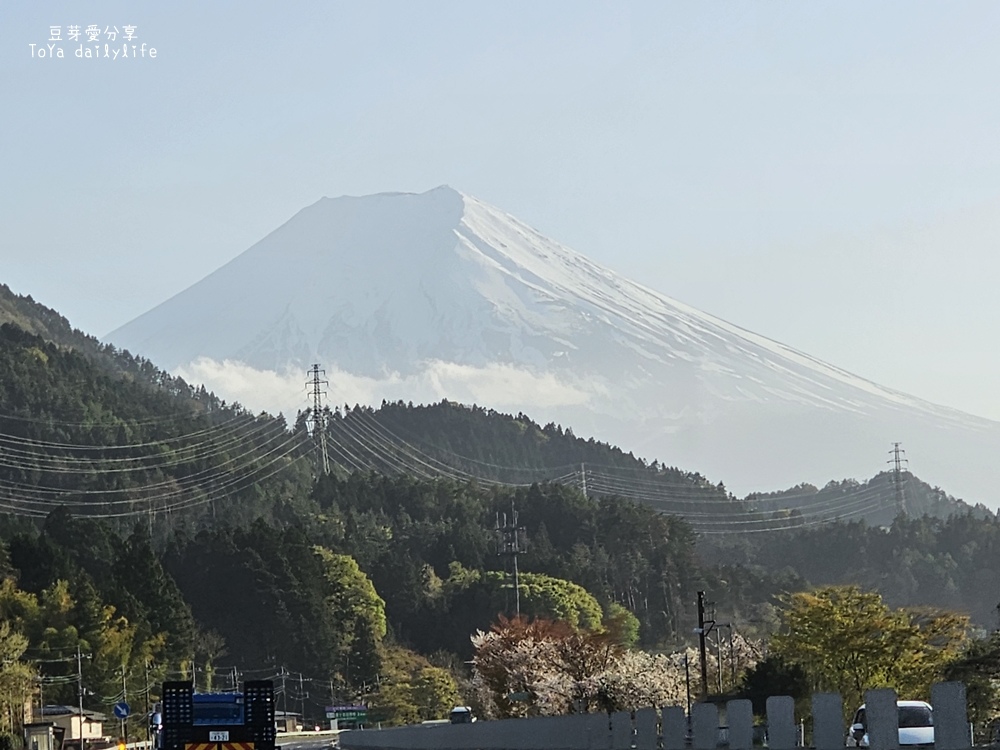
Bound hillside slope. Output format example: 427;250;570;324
1;286;997;660
106;187;1000;506
0;321;312;526
1;279;984;530
322;400;987;533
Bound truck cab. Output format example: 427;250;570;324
157;681;275;750
192;693;245;726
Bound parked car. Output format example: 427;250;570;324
847;701;934;748
449;706;476;724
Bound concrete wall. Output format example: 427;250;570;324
340;680;971;750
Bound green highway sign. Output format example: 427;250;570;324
325;705;368;721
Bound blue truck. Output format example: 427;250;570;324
153;681;275;750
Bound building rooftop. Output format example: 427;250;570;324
41;705;107;721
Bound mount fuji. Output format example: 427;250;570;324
107;186;1000;505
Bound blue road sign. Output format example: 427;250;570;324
113;702;131;719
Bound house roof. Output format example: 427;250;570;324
41;705;107;721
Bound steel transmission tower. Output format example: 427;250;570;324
308;364;330;475
888;442;908;516
496;501;527;616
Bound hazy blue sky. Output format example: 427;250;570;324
3;1;1000;420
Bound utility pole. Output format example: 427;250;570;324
77;645;84;744
710;621;735;692
144;661;150;742
696;591;713;699
496;501;527;617
308;364;331;475
280;667;288;722
121;666;127;739
888;442;908;516
298;673;306;723
715;619;723;694
684;652;691;717
728;624;736;687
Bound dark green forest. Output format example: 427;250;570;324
1;283;1000;731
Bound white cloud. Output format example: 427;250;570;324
174;357;598;419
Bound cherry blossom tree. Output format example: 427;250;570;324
470;615;759;717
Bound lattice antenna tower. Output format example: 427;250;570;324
888;442;908;516
307;364;330;476
496;500;527;617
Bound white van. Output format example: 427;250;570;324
847;701;933;748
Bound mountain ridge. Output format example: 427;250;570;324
107;185;990;425
105;187;1000;505
0;281;990;526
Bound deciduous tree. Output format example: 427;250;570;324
470;615;694;717
770;585;967;710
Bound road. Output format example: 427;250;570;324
277;734;339;750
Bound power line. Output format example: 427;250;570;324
349;410;579;479
0;412;265;452
318;405;900;535
28;423;295;484
0;433;312;518
0;428;305;506
0;407;251;430
0;415;277;466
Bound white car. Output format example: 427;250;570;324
847;701;934;748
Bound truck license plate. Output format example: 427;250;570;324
209;732;230;742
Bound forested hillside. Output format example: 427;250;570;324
0;283;212;391
0;284;95;353
743;473;992;527
705;512;1000;627
0;322;313;529
0;282;984;530
325;401;987;531
2;284;1000;732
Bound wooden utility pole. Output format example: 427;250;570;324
121;666;127;739
77;645;84;743
697;591;709;698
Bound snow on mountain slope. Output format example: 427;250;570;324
107;186;1000;505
